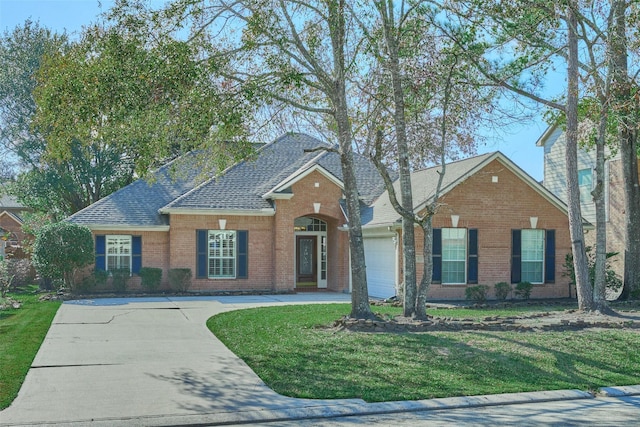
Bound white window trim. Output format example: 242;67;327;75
441;228;467;285
208;230;237;279
521;229;545;285
105;235;132;272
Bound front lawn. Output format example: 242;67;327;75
0;290;61;410
207;304;640;402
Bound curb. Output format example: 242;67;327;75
3;389;593;427
598;385;640;397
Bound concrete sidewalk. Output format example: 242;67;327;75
0;294;637;426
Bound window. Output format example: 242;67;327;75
294;217;327;232
208;230;236;278
521;229;544;283
442;228;467;284
106;235;132;271
578;169;593;202
196;230;248;280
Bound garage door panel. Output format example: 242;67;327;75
364;236;396;299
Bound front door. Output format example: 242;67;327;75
296;235;317;284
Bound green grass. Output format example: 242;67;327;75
0;289;61;410
207;303;640;402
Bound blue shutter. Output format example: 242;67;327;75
132;236;142;274
511;230;521;283
432;228;442;284
196;230;208;279
95;235;106;271
545;230;556;283
237;230;248;279
468;229;478;284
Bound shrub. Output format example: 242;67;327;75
111;268;130;293
31;222;93;291
515;281;534;300
75;269;108;294
563;246;622;295
465;285;489;304
0;259;13;298
168;268;192;292
139;267;162;292
494;282;511;301
7;258;36;287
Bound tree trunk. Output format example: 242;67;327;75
567;2;594;311
593;109;609;311
377;0;417;317
415;216;433;320
328;0;373;319
610;0;640;300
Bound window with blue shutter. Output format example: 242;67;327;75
511;230;521;283
545;230;555;283
95;235;106;271
196;230;208;279
197;229;248;279
237;230;248;279
432;228;442;284
468;229;478;284
132;236;142;274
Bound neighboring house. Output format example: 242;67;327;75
68;133;384;293
0;191;29;260
361;152;576;300
536;125;627;277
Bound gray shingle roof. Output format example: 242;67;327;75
163;133;384;211
362;152;496;227
68;133;387;227
67;156;202;227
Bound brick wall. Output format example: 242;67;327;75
90;230;169;291
406;158;572;300
167;169;349;292
273;170;349;292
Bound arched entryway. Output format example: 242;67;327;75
294;217;327;289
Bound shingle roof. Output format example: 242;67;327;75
0;186;25;210
68;133;386;227
67;156;202;227
362;152;496;227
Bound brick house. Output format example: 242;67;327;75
68;134;384;293
69;134;575;299
361;152;576;300
0;191;30;260
536;124;629;278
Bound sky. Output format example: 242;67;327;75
0;0;558;181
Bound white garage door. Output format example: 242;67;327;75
364;236;397;299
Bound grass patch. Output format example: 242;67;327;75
207;303;640;402
0;288;61;410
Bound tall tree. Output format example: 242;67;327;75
24;24;251;216
438;0;611;311
111;0;375;318
0;21;67;171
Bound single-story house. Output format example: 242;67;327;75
68;133;384;293
69;134;576;299
361;152;577;300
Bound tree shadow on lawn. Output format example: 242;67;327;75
467;330;640;390
202;331;604;403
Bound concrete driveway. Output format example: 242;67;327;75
1;294;368;426
0;293;631;426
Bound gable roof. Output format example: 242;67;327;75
362;151;571;228
0;210;24;226
69;133;385;228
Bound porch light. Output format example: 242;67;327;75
451;215;460;228
530;217;538;229
313;202;321;214
219;219;227;230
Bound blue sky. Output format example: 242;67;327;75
0;0;557;181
